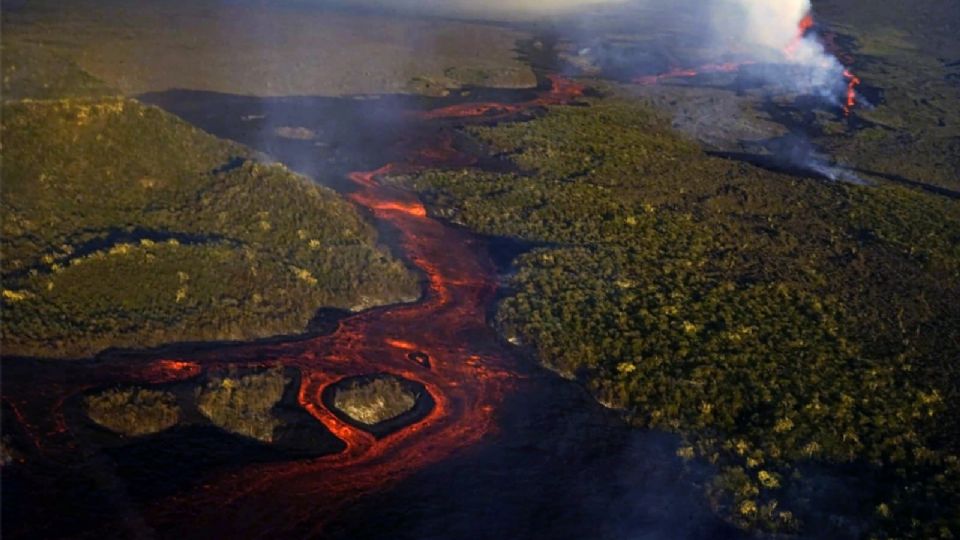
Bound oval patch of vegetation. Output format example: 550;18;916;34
84;387;180;437
196;367;288;443
325;374;431;437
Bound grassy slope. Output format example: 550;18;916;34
399;98;960;537
1;45;419;359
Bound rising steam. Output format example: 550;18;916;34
715;0;811;54
331;0;857;109
712;0;856;108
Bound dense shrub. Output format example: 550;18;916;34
400;99;960;537
196;367;287;442
84;387;180;437
332;376;419;426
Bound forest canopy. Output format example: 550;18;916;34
397;97;960;537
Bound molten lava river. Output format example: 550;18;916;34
6;77;705;540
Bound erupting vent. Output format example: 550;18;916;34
634;4;861;116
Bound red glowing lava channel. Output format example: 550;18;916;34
1;75;587;538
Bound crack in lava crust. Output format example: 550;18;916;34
3;76;585;538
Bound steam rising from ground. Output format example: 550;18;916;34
714;0;810;53
713;0;850;104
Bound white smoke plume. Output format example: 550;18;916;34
325;0;854;106
712;0;850;103
716;0;810;53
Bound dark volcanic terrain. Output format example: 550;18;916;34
2;1;959;539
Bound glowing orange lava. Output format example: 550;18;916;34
142;359;203;382
789;11;861;115
354;197;428;218
843;68;861;116
384;338;418;351
785;12;816;57
421;75;584;121
2;76;585;537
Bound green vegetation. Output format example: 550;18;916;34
84;387;180;437
398;98;960;537
196;367;287;442
1;51;419;358
332;375;419;426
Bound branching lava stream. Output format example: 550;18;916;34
2;76;585;538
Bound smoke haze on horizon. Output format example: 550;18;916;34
321;0;852;106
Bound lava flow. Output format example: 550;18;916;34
789;10;862;116
421;74;583;121
632;61;749;86
842;68;861;116
1;76;585;538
